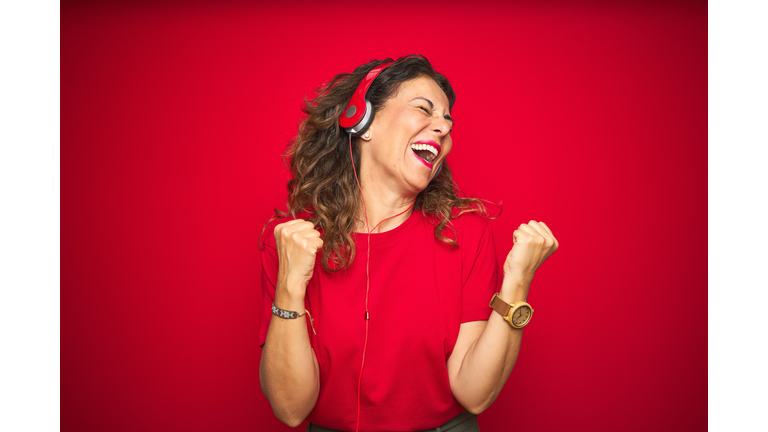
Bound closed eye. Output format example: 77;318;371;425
418;104;452;134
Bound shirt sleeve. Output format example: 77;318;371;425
460;221;502;323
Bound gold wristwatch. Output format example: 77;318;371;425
489;293;534;329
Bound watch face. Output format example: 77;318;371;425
511;305;532;327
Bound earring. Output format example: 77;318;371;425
363;133;370;139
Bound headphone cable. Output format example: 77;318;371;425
348;133;415;432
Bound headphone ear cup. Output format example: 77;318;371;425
346;99;375;137
340;61;393;137
431;161;443;181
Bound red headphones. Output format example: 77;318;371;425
339;62;394;136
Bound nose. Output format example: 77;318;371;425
431;116;452;137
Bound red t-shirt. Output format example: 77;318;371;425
259;209;501;431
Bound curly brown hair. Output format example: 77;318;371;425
263;54;494;272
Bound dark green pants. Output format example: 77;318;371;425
306;410;480;432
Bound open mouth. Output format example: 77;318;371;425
410;143;439;164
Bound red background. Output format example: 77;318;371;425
62;1;707;431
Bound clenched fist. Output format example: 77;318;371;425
274;219;323;298
503;220;559;283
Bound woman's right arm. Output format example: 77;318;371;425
259;220;323;427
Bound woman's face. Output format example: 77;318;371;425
361;75;454;196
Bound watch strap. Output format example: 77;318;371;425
490;293;512;318
489;293;532;328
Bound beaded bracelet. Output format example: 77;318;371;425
272;302;316;335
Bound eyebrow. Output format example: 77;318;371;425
412;97;454;125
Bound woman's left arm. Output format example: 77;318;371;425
447;220;558;415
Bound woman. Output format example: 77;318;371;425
259;55;558;431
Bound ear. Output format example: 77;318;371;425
361;129;373;141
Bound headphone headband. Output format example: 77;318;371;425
339;62;394;133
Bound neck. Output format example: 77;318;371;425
355;183;416;234
352;145;421;233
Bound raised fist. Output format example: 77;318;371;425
503;220;559;282
274;219;323;297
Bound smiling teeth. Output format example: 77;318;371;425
410;144;438;162
410;144;438;156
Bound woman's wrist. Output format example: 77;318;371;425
275;279;307;310
499;273;532;303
